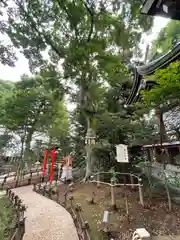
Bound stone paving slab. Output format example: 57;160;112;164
12;185;79;240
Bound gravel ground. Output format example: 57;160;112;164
12;186;79;240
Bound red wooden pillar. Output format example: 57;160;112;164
49;148;56;182
42;148;57;181
42;149;48;177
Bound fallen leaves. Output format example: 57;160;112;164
56;183;180;239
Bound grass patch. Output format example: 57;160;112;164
0;195;16;240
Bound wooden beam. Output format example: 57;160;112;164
141;0;156;14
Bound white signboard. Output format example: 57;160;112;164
116;144;129;163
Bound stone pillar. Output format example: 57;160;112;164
138;178;144;207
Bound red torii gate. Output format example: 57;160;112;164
42;147;57;182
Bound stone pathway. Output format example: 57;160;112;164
12;186;79;240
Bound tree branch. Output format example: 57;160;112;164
16;0;65;59
30;100;46;131
56;0;79;40
83;0;95;42
0;0;7;7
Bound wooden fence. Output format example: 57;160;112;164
0;168;42;180
33;182;91;240
0;169;58;190
5;188;27;240
90;172;144;207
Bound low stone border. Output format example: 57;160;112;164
33;182;91;240
5;188;27;240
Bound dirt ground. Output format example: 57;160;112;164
55;183;180;240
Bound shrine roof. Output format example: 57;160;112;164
141;0;180;20
142;141;180;149
126;42;180;105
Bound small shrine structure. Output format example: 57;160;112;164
141;0;180;20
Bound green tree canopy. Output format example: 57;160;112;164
141;61;180;143
0;0;154;178
150;20;180;60
142;61;180;108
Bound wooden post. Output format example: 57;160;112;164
6;188;9;195
88;191;95;204
97;172;100;188
56;191;60;203
110;179;116;210
124;191;129;216
43;185;46;196
14;195;18;205
8;189;11;198
22;170;25;180
55;179;58;187
164;173;172;211
28;178;31;185
4;176;7;183
102;211;109;233
64;192;67;207
30;170;32;178
15;179;18;188
43;185;46;197
69;196;74;209
90;175;94;182
41;176;44;183
138;178;144;207
130;174;134;189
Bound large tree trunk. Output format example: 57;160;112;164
85;143;92;180
79;77;96;182
16;132;26;184
156;108;168;142
156;109;170;167
82;117;96;182
159;112;168;143
24;129;33;163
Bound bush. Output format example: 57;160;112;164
0;196;16;240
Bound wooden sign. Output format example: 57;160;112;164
116;144;129;163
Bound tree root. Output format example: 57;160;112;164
80;177;88;183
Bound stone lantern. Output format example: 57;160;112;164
84;128;96;179
85;128;96;146
35;161;41;170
